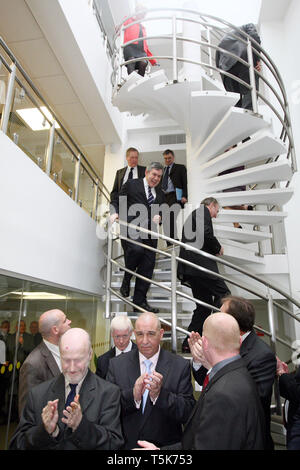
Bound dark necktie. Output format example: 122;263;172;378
162;166;169;191
65;383;78;408
147;185;154;205
128;167;134;180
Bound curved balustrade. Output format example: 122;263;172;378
0;36;110;221
111;7;296;176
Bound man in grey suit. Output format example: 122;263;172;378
18;309;72;416
9;328;124;450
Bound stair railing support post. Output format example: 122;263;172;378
45;122;56;176
172;14;178;83
73;155;81;203
267;288;282;415
105;223;113;319
1;63;16;134
171;244;177;353
247;38;258;114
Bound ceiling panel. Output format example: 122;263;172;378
0;0;43;42
34;75;78;105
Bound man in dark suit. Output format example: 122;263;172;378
110;147;146;299
190;296;276;450
18;309;72;416
136;312;265;450
161;149;188;246
110;162;166;313
178;197;230;350
96;315;137;380
9;328;124;450
216;23;261;111
106;312;195;449
277;357;300;449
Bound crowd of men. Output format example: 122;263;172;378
5;297;299;451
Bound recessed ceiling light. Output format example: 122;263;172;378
11;291;66;300
15;106;60;131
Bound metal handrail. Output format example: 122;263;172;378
0;36;111;208
111;7;296;176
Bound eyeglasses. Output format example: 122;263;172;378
113;334;131;340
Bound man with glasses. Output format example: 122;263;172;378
96;315;137;380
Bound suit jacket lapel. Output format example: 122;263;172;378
119;167;127;188
40;342;60;376
78;370;95;415
51;374;66;433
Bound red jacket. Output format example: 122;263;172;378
123;17;157;66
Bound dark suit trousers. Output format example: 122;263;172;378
163;192;181;245
222;61;260;111
124;237;157;304
188;276;230;335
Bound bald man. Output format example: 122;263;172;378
18;309;72;416
10;328;123;450
137;313;266;450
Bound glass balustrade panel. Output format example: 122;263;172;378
51;132;77;198
78;164;96;217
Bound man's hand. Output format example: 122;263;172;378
255;61;262;72
133;374;148;402
181;197;187;205
152;214;161;225
276;357;289;376
145;370;163;401
110;213;119;224
134;440;160;450
217;246;224;256
42;399;59;435
188;331;211;369
62;395;82;432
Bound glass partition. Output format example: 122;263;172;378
6;82;50;169
78;163;96;216
0;272;107;450
51;131;77;197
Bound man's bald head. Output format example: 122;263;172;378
202;313;241;366
59;328;92;384
38;309;71;344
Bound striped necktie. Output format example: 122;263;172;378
147;185;154;205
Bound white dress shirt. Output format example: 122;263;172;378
123;166;138;184
143;177;156;200
43;339;62;371
135;346;161;409
115;340;134;356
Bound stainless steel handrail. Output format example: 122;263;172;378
111;8;296;175
0;36;111;206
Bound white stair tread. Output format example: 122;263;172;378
189;91;239;146
112;69;168;114
216;209;287;225
214;225;272;243
202;161;292;192
222;244;264;264
209;188;294;207
199;132;287;178
196;108;270;163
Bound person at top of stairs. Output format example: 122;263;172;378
121;3;158;77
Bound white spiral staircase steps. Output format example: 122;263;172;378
198;131;287;179
111;66;294;296
201;160;292;192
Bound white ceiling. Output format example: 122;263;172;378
0;0;105;177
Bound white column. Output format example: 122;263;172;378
182;0;204;85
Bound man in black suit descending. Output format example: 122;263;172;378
189;296;276;450
96;315;137;380
110;162;166;313
161;149;188;246
106;312;195;449
110;147;146;295
136;312;265;450
178;197;230;351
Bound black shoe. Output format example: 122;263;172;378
133;300;159;314
120;278;130;297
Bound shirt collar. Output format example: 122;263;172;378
115;340;133;356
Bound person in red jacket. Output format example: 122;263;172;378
122;4;157;77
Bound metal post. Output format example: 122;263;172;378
45;122;56;176
172;14;178;83
73;155;81;203
105;224;113;319
93;180;99;221
206;27;213;77
117;26;125;87
247;38;258;114
267;289;282;415
171;245;177;353
1;63;16;134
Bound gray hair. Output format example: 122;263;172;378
146;162;164;172
111;315;133;333
201;197;219;207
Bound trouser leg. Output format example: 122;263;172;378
132;240;156;304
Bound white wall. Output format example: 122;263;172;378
0;131;105;295
260;0;300;337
